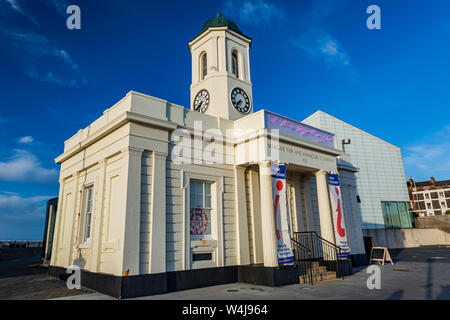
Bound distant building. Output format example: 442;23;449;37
302;111;413;230
407;177;450;217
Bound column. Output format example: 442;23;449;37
121;147;143;276
149;151;167;273
258;161;278;267
234;166;250;265
49;180;64;266
250;169;263;264
315;170;336;246
91;159;106;272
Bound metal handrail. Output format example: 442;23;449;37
296;231;343;257
293;231;347;280
290;237;315;285
290;237;311;255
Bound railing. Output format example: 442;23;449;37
0;240;44;249
290;237;315;285
292;231;346;280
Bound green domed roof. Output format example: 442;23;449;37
196;13;250;39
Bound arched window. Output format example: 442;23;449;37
200;52;207;80
232;51;239;78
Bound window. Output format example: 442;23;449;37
381;201;413;229
427;203;431;209
439;192;444;197
432;200;440;209
425;193;430;199
200;52;207;80
232;51;239;78
418;201;426;210
82;186;94;242
190;180;212;240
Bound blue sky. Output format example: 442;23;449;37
1;0;450;239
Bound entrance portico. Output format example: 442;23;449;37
233;110;346;269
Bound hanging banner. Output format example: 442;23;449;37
271;163;295;265
327;174;351;258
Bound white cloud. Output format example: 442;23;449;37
294;34;351;68
0;192;50;220
404;125;450;180
3;0;40;26
291;0;354;76
18;136;34;144
223;0;285;26
0;28;87;86
0;149;58;183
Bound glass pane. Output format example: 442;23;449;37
389;202;401;229
381;202;392;228
86;188;93;213
84;212;91;241
398;202;411;228
202;209;211;235
205;194;211;208
202;54;207;78
86;200;91;213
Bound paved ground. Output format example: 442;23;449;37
0;249;92;300
54;247;450;300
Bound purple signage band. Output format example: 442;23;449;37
265;112;335;148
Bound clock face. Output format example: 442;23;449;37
231;87;251;114
193;89;209;113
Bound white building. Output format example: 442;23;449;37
408;177;450;217
302;111;412;230
49;15;368;298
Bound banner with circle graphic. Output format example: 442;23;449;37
271;163;295;265
327;174;351;258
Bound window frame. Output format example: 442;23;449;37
200;52;207;80
189;180;214;240
231;50;239;78
79;183;95;246
183;172;224;270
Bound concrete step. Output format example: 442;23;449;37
299;270;337;284
320;271;337;281
303;265;328;274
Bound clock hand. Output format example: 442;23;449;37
237;100;243;107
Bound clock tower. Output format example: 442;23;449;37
189;14;253;121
